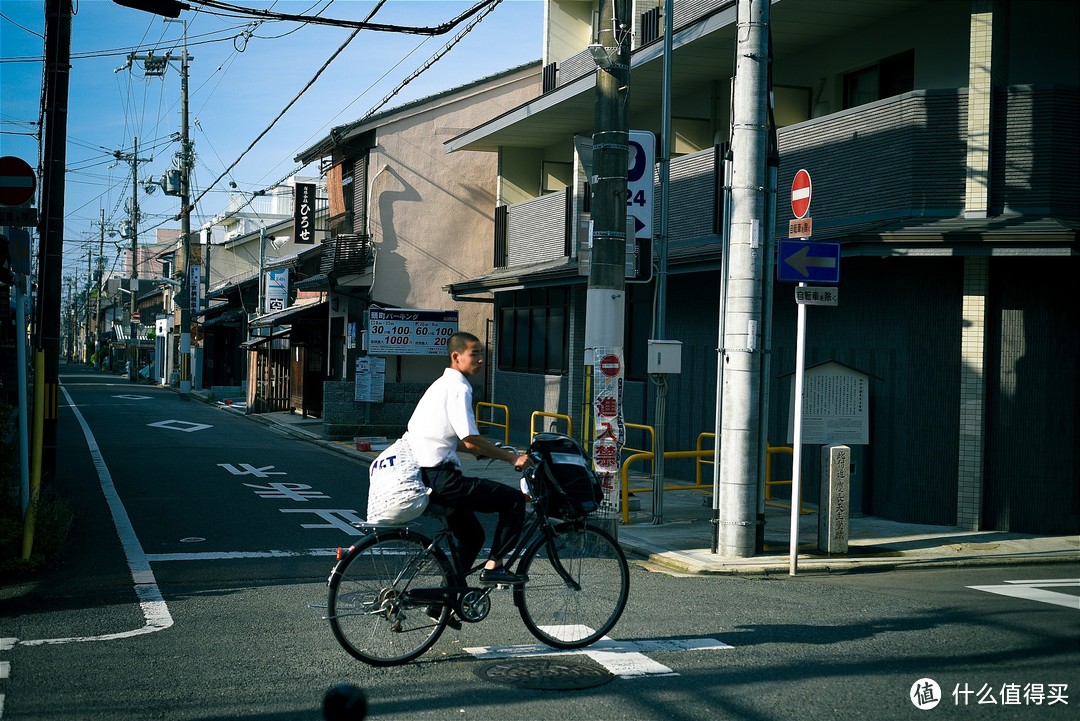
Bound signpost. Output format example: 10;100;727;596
790;169;811;219
0;156;37;206
776;168;848;576
777;240;841;284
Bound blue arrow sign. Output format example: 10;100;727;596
777;239;841;284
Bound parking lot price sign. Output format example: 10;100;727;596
366;308;458;356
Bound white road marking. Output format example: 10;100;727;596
968;578;1080;610
16;387;175;647
147;419;212;432
112;394;151;400
465;630;732;678
147;548;338;562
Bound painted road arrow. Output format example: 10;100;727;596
777;239;841;284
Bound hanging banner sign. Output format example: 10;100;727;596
592;347;625;514
366;308;458;356
189;264;201;313
294;182;316;244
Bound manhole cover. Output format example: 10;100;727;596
475;658;614;691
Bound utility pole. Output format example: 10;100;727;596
85;247;92;363
113;137;150;382
584;0;631;533
130;136;140;382
127;25;195;396
175;20;193;397
714;0;771;557
95;208;105;369
30;0;73;506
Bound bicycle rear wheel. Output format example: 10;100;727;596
515;522;629;649
327;530;453;666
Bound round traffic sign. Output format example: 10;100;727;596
599;354;621;377
0;156;37;206
791;168;812;219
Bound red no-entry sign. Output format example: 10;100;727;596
0;156;36;206
599;354;621;377
791;169;812;219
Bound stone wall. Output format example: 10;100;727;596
321;380;426;439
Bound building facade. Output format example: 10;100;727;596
444;0;1079;534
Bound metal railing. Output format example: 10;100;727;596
475;402;509;445
530;411;572;440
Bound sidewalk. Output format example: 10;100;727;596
215;401;1080;576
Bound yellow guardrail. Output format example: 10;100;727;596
619;438;798;524
623;422;655;475
765;445;794;500
475;402;509;446
530;411;572;440
695;432;716;487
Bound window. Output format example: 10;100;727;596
497;287;569;374
842;50;914;109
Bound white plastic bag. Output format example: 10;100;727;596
366;436;430;523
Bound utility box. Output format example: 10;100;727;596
647;340;682;374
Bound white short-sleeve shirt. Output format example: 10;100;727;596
406;367;480;468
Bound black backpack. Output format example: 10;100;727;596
529;433;604;519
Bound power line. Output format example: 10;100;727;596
190;0;502;36
188;0;391;213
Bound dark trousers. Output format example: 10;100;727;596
420;463;525;575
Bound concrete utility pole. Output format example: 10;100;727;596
585;0;632;531
112;137;151;382
126;27;195;396
95;208;105;369
175;20;193;397
129;137;141;382
714;0;770;557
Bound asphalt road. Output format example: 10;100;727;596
1;368;1077;720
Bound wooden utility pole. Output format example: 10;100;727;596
31;0;73;495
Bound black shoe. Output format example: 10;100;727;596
479;567;528;587
425;605;462;630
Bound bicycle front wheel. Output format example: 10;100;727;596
515;522;629;649
327;530;452;666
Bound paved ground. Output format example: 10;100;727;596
206;397;1080;576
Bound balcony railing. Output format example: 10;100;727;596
496;86;1077;267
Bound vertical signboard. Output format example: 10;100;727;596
354;356;386;402
189;264;201;314
265;268;289;312
592;347;625;515
294;182;315;244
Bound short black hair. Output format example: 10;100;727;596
447;331;480;357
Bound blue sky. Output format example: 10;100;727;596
0;0;542;279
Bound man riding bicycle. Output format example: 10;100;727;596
406;331;531;587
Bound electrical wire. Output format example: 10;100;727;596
187;0;390;214
359;0;504;123
190;0;501;36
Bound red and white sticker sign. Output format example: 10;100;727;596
791;169;812;219
599;353;621;377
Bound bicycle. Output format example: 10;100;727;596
325;432;631;667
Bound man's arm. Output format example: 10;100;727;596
460;435;529;471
